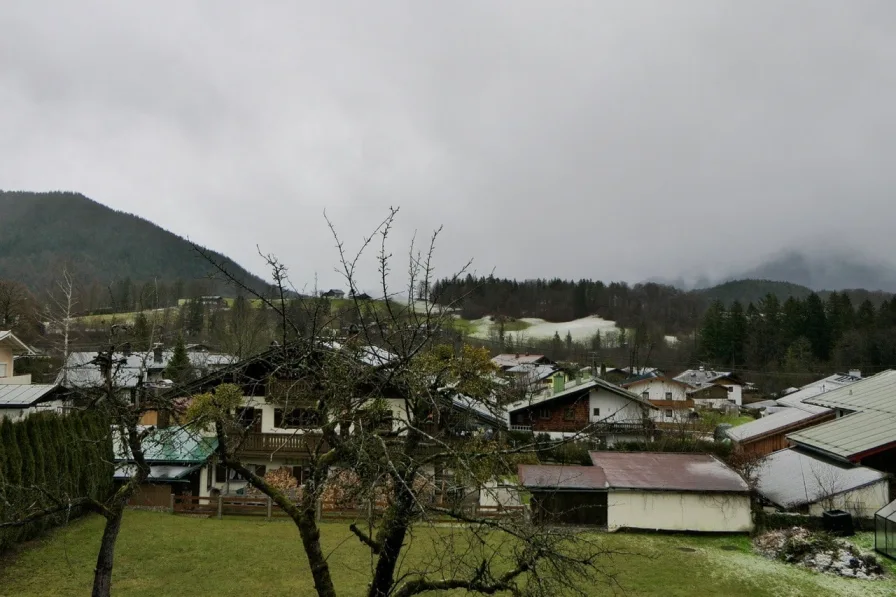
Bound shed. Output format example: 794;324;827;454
590;451;753;533
518;464;608;526
755;448;889;518
875;500;896;560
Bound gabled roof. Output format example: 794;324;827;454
0;384;61;407
589;451;749;493
518;464;606;491
803;369;896;414
507;376;657;413
787;411;896;462
0;331;32;354
621;376;689;389
506;363;558;382
674;369;740;388
491;354;551;368
756;448;887;508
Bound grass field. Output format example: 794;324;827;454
1;511;893;596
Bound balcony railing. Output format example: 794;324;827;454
237;432;325;457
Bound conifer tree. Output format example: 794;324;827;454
165;334;194;385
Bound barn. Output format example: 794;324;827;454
520;453;753;532
591;452;753;533
519;464;607;526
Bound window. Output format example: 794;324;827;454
0;362;7;378
539;409;551;420
726;386;733;393
215;465;246;483
563;407;576;421
641;391;649;400
274;407;321;428
292;466;311;484
665;409;673;418
665;392;673;400
592;407;601;417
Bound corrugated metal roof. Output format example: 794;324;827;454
518;464;607;490
756;448;886;508
804;369;896;414
788;411;896;461
589;451;749;493
0;384;59;407
726;405;830;442
775;373;862;408
114;426;218;463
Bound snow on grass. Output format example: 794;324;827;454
466;315;618;341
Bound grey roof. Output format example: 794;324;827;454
492;354;549;368
674;368;738;388
742;399;780;411
60;350;236;388
804;369;896;414
589;451;749;493
518;464;607;490
756;448;887;509
788;410;896;461
726;405;830;443
0;384;60;407
507;376;657;413
114;464;201;481
775;373;862;408
506;363;557;383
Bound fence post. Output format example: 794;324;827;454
169;493;175;514
217;495;223;520
267;496;273;521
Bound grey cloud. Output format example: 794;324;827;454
2;1;896;291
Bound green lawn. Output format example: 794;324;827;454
1;511;893;596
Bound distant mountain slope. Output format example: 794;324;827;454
735;249;896;292
0;191;268;295
699;279;814;305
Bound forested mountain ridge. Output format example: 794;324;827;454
0;191;268;300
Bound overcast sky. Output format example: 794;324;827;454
2;2;895;292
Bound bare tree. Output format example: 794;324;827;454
187;209;610;597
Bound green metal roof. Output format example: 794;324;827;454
787;411;896;462
115;426;218;464
805;369;896;414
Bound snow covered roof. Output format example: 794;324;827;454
59;350;236;388
491;354;551;368
775;372;863;408
674;368;739;388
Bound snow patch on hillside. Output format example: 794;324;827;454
468;315;618;341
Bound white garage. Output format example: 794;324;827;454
590;451;753;533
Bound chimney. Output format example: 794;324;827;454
153;343;163;364
849;369;862;378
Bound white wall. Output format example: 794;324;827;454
479;479;522;508
588;389;645;424
720;383;743;407
627;379;687;402
607;490;753;532
807;480;890;519
0;401;65;422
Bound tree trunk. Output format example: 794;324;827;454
298;504;338;597
91;507;124;597
367;483;414;597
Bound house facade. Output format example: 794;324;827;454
507;377;656;445
0;331;33;385
621;376;695;424
674;367;744;407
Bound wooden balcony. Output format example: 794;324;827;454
237;432;325;458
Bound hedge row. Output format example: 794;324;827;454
0;411;114;552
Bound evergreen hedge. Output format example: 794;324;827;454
0;411;113;552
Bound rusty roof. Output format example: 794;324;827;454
589;452;749;493
518;464;607;491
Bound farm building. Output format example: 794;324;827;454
519;464;608;526
591;452;752;533
755;448;889;518
519;452;752;532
